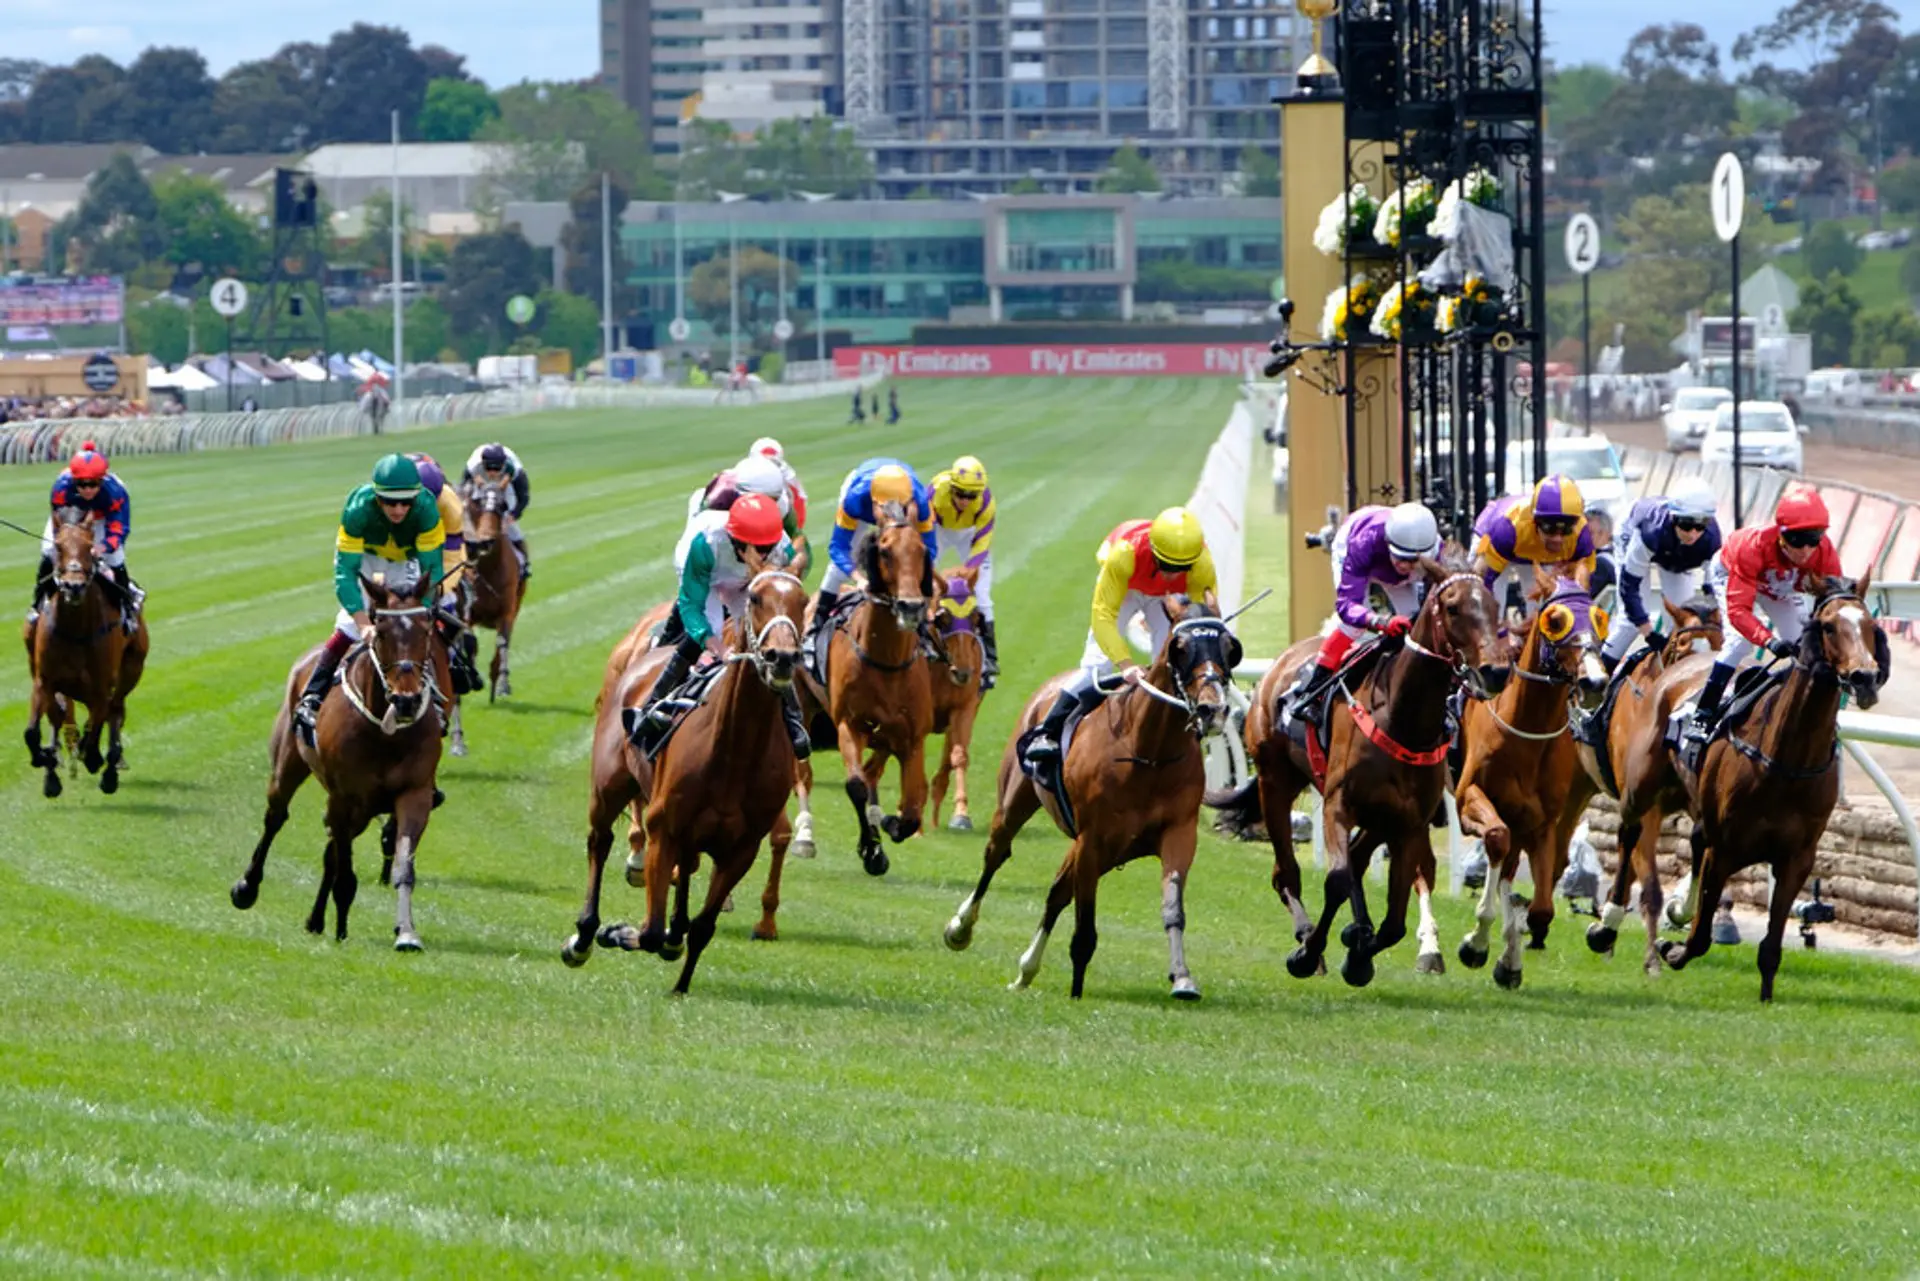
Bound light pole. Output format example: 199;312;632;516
798;191;836;376
390;109;404;417
717;190;749;369
601;171;615;370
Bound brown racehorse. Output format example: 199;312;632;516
1452;568;1608;989
564;569;808;990
1577;597;1725;973
943;597;1235;1000
791;505;935;873
462;474;527;701
1207;561;1510;984
230;576;451;950
22;510;149;798
926;568;987;832
1612;576;1884;1001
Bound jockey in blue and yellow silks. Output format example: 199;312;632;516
805;457;937;646
31;439;142;633
1472;473;1596;607
930;454;999;688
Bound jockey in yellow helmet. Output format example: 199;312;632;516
930;454;999;688
804;457;936;648
1471;472;1596;609
1025;506;1218;766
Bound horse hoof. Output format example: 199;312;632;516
43;772;61;799
1493;960;1523;990
721;894;735;914
230;880;258;911
100;767;118;795
432;789;446;809
1339;922;1369;950
624;854;646;888
944;918;974;951
1657;940;1687;969
948;813;973;832
1415;951;1445;976
394;931;424;953
659;939;685;962
1284;947;1321;980
1457;941;1489;970
561;934;591;967
861;847;890;877
790;838;816;860
1170;976;1202;1001
83;749;102;774
1341;949;1375;988
450;739;468;758
305;915;324;936
1526;937;1547;952
1586;924;1618;956
752;922;778;942
597;923;643;951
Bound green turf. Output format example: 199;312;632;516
2;377;1918;1278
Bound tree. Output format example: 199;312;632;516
316;23;431;144
151;171;261;277
1877;161;1920;216
417;46;470;87
1880;34;1920;158
209;50;322;152
478;82;661;209
25;55;127;143
1900;244;1920;299
687;247;797;347
404;296;452;362
0;57;46;101
1802;220;1863;278
1610;24;1738;159
561;176;634;315
119;48;218;153
1546;63;1622;128
418;77;497;142
1790;271;1863;365
537;290;602;368
1734;0;1899;181
64;152;162;274
1238;143;1279;197
1096;143;1161;194
749;117;875;198
445;228;542;354
1850;306;1920;366
127;299;192;365
1614;186;1746;332
1008;177;1044;195
349;189;416;274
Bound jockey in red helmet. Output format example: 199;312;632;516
32;440;142;634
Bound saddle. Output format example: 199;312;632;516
626;657;729;762
1015;700;1093;837
1569;644;1660;796
1667;662;1789;771
1282;636;1389;790
807;590;867;685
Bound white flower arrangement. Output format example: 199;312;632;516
1372;178;1437;248
1369;279;1433;341
1437;294;1463;335
1312;183;1381;258
1319;274;1384;342
1432;167;1504;241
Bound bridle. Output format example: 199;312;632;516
338;604;442;733
1096;614;1234;738
1403;572;1497;698
1720;590;1876;779
728;570;805;687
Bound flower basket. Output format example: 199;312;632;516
1320;273;1386;342
1373;178;1437;250
1437;274;1506;337
1369;279;1437;343
1313;184;1383;259
1433;167;1504;241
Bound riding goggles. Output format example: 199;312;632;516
1672;518;1709;533
1535;517;1578;537
1780;527;1826;549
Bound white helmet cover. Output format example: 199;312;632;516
733;454;788;497
1667;477;1718;520
1384;502;1439;558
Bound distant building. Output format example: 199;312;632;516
143;154;293;216
0;143;159;222
298;142;503;220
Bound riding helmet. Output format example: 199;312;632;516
1774;486;1829;531
869;464;915;506
1530;473;1586;522
1384;502;1439;559
68;440;109;481
372;453;423;500
1666;477;1719;520
751;436;785;464
480;443;509;470
1148;507;1206;566
949;455;989;491
726;493;785;545
732;454;787;498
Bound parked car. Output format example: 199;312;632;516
1700;400;1806;473
1803;367;1865;406
1661;385;1734;452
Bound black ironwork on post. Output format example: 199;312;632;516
238;168;331;363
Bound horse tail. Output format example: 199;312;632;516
1204;777;1262;837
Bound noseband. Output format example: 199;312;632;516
339;605;442;732
1097;615;1232;737
1403;572;1493;692
729;570;805;686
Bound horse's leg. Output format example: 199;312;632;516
1262;768;1314;944
231;724;312;911
306;836;337;936
326;808;363;944
1757;846;1815;1003
928;731;952;831
1338;828;1385;988
100;690;127;793
24;683;60;798
1010;855;1076;989
754;810;793;941
672;843;754;995
1370;828;1418;958
568;770;639;964
789;757;818;859
448;698;467;758
1413;845;1447;975
1637;812;1677;977
1665;827;1705;930
1066;840;1105;1000
1587;815;1644;957
861;747;889;820
1161;820;1202;1000
661;849;695;962
623;799;648;886
1455;785;1509;970
1523;817;1565;950
78;691;106;774
836;722;888;874
948;703;979;829
880;733;929;844
945;757;1041;950
1288;804;1353;979
389;787;433;952
635;813;679;955
1659;831;1732;973
493;607;514;699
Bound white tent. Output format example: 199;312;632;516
283;358;329;382
150;363;219;391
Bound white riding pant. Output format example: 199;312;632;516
40;518;126;570
1707;556;1804;667
1602;565;1705;662
1328;522;1419;639
933;526;993;617
1080;590;1171;679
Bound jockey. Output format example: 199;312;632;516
1600;477;1723;673
295;454;447;740
929;454;999;689
460;443;531;578
804;457;936;647
628;493;812;758
750;436;809;522
31;439;142;633
1681;487;1844;752
1283;502;1442;727
1472;473;1596;607
405;452;467;612
690;454;811;577
1025;507;1218;767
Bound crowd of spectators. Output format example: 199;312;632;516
0;395;159;424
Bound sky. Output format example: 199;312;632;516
0;0;1913;89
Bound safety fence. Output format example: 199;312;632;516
0;372;886;467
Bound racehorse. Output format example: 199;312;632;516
791;506;935;873
21;509;149;797
359;386;390;433
926;568;987;832
1451;568;1608;989
229;574;450;950
1206;559;1509;983
1577;598;1726;973
563;569;808;990
1611;576;1884;1000
943;597;1235;1000
462;474;527;701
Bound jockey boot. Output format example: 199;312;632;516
112;570;145;635
26;552;52;626
978;616;1000;692
512;535;531;580
1288;656;1342;730
781;687;813;761
1025;676;1099;767
626;643;699;745
294;639;350;745
802;587;840;671
1682;661;1735;758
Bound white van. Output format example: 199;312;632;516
1804;368;1864;406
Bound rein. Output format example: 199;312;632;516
1094;615;1231;740
732;571;805;687
336;605;443;734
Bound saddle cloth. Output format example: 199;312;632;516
1016;695;1096;837
625;658;728;762
1666;662;1787;766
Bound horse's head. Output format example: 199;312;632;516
740;568;807;692
1159;595;1239;740
1416;556;1511;699
1661;595;1725;662
364;577;437;729
1525;564;1609;695
464;480;507;552
1807;573;1887;711
859;501;933;628
50;507;96;602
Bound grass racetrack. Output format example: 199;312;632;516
3;377;1920;1277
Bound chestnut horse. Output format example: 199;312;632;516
1613;577;1884;1001
230;576;450;950
1576;597;1725;972
926;569;987;831
943;597;1235;1000
791;506;935;873
22;510;149;798
1452;569;1608;989
564;569;807;991
462;474;527;701
1207;562;1509;983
